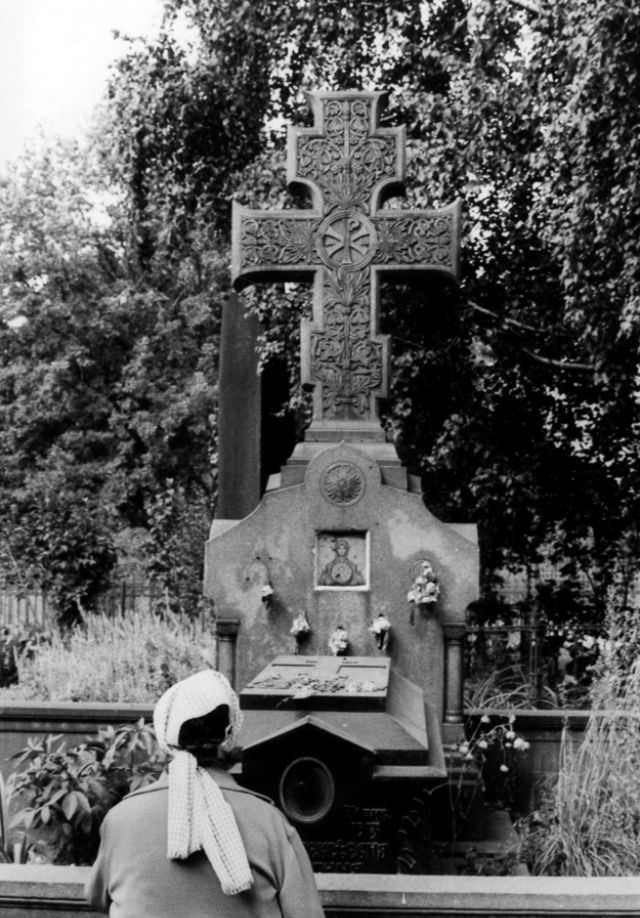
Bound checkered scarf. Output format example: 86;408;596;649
153;670;253;896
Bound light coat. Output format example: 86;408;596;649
85;768;325;918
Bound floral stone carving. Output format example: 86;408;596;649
321;462;365;506
232;90;461;432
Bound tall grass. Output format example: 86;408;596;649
3;610;217;703
526;606;640;875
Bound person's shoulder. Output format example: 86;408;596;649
101;778;167;826
223;779;300;840
224;781;274;808
122;778;167;802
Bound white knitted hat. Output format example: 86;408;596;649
153;669;253;895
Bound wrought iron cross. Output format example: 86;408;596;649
232;91;461;439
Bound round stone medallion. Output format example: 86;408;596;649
316;207;377;271
321;461;366;506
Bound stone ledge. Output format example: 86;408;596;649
0;867;638;916
0;702;153;723
319;874;640;913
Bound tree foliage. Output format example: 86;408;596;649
1;0;638;623
0;140;219;621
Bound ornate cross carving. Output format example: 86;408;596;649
232;91;461;440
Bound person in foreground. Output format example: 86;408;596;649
85;669;325;918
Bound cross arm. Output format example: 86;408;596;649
231;201;322;290
373;201;462;280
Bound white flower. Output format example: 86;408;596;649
369;614;391;635
477;739;488;750
506;630;521;650
407;561;440;605
499;764;509;773
513;737;530;751
290;613;311;637
328;627;349;655
480;714;491;724
505;730;516;741
459;742;470;755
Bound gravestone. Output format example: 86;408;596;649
205;90;478;869
240;655;445;873
217;293;261;520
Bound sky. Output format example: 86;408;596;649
0;0;165;168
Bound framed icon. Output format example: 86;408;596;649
315;531;369;590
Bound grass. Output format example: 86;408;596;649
522;607;640;876
0;609;217;703
464;665;560;710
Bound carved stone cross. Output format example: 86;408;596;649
232;91;461;441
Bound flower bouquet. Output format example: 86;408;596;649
407;560;440;624
328;625;349;656
290;612;311;654
368;613;391;653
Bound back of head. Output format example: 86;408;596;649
178;705;231;765
153;669;243;764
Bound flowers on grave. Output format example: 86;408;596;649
406;560;440;624
368;613;391;653
328;624;349;656
453;714;530;813
290;612;311;654
407;561;440;606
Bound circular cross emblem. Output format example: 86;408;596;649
316;208;377;271
321;461;366;506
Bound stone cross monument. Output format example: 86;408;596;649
232;91;461;446
207;91;476;748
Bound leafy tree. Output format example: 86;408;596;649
0;139;219;621
2;0;639;629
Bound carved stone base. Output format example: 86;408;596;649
282;438;409;490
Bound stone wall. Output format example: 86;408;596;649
0;702;152;776
0;867;638;917
0;702;588;812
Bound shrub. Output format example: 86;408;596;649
8;720;167;864
1;609;217;702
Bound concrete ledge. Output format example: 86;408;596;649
0;867;638;916
0;702;152;724
319;874;640;914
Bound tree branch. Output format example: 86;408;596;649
469;301;595;372
520;347;594;373
470;301;539;335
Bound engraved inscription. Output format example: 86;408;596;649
305;804;393;872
